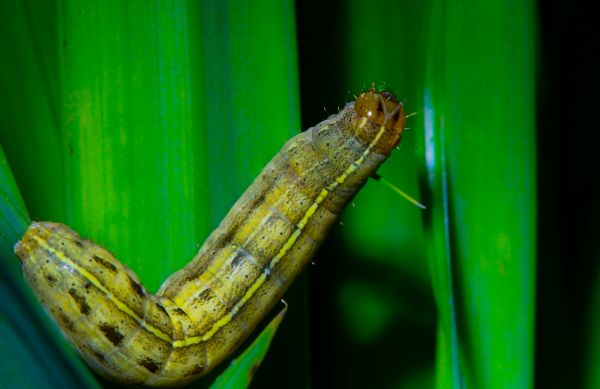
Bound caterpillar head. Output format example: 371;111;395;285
353;88;405;154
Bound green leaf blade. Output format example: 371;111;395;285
420;1;537;388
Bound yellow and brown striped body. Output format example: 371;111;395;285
14;89;405;386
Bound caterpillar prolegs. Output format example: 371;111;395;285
14;89;405;386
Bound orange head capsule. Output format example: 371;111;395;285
353;88;405;153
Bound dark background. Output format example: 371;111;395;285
536;1;600;388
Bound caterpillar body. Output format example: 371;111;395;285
14;89;405;386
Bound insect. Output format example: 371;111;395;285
14;88;405;386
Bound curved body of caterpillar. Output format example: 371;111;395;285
14;89;405;386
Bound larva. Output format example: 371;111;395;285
14;88;405;386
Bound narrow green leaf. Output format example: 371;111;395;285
419;1;537;388
0;146;99;388
418;23;463;385
0;0;67;222
0;145;29;252
210;305;288;389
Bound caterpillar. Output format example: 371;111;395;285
14;88;405;386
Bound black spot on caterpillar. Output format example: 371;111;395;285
92;254;117;273
98;322;125;347
14;88;405;386
140;358;161;374
68;287;91;315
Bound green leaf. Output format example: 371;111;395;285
1;0;302;387
210;304;288;389
0;146;99;388
418;1;537;388
0;145;29;253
